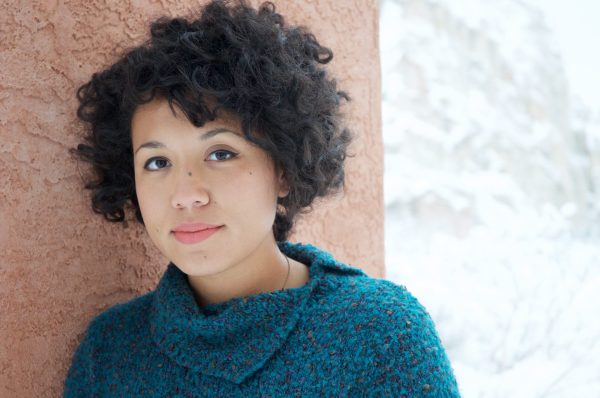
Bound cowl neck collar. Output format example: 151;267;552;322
149;241;365;384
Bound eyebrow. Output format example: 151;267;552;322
134;128;241;155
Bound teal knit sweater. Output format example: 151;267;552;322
64;241;460;397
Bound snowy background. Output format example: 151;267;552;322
380;0;600;397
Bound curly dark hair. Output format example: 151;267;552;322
72;0;353;242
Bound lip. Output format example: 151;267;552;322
171;222;223;245
172;222;221;232
172;225;222;245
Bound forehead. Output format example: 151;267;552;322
133;98;239;128
131;98;243;142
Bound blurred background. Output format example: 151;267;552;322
379;0;600;397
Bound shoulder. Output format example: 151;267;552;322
289;240;436;327
75;291;155;354
92;291;154;332
316;275;461;396
353;277;438;335
317;272;434;331
64;292;154;396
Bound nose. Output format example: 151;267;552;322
170;169;210;209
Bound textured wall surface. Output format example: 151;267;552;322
0;0;381;396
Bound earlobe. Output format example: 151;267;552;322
278;182;290;198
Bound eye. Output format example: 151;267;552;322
207;149;238;161
144;157;170;171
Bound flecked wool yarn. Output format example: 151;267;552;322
64;241;460;397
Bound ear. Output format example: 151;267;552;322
277;168;290;198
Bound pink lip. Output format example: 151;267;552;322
173;222;221;232
172;222;222;245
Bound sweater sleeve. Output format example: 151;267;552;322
372;282;461;397
63;318;101;398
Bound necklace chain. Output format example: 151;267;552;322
280;255;291;291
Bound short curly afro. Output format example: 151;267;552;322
72;0;353;242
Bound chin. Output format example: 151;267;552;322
171;256;226;277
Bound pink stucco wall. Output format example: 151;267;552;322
0;1;381;395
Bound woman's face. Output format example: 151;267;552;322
131;98;289;276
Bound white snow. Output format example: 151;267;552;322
380;0;600;396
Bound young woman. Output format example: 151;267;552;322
64;0;460;396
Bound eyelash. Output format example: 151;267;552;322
143;150;238;171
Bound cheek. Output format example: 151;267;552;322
230;169;278;210
135;179;164;222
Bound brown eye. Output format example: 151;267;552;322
207;150;237;161
144;157;170;171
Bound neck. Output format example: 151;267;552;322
187;235;292;307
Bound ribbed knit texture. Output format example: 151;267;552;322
64;241;460;397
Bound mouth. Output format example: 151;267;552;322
172;222;221;232
171;226;222;245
